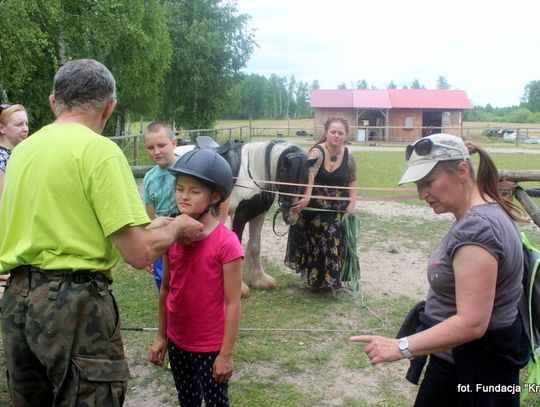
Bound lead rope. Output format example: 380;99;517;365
272;205;361;302
272;207;288;236
341;213;361;301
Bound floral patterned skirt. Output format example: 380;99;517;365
285;207;346;290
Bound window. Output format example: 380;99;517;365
404;117;414;129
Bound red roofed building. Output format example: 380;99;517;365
311;89;473;141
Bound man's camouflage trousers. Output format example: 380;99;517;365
1;267;130;406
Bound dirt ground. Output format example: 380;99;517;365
124;200;447;406
261;200;454;300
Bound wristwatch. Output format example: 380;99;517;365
398;337;414;360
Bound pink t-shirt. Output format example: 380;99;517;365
166;223;243;352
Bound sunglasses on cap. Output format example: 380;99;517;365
0;104;13;115
405;138;466;161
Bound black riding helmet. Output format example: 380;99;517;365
168;149;233;203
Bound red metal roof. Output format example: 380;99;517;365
311;89;473;109
309;90;354;108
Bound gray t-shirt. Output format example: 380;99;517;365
425;203;523;362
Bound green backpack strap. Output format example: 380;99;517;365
520;232;540;401
521;232;540;354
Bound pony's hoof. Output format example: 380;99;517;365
241;283;251;298
249;276;277;290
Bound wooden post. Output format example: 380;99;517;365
134;133;139;165
499;170;540;181
287;117;291;137
498;170;540;227
127;113;131;137
131;165;153;178
115;116;121;138
515;187;540;228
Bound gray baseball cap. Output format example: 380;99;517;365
399;133;470;185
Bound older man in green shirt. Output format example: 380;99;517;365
0;59;203;406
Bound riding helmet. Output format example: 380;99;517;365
168;149;233;202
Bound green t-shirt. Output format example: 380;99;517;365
0;123;150;279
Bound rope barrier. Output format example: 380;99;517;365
121;213;387;336
122;324;382;334
232;176;418;202
120;169;400;338
233;176;415;192
234;185;417;202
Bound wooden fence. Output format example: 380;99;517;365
112;122;540;166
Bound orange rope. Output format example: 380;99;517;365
233;176;415;192
232;177;418;202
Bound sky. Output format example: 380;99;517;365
235;0;540;108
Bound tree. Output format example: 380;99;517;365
0;0;62;127
269;74;286;118
161;0;255;129
311;79;320;90
356;80;368;89
387;81;397;89
295;80;312;118
285;75;296;118
522;80;540;112
224;73;310;120
0;0;172;133
436;76;451;89
411;79;425;89
337;82;347;89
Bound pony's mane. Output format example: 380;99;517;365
242;140;307;195
268;141;299;181
243;140;291;179
244;141;269;177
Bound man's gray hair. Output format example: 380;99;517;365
52;59;116;112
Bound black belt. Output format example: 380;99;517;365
12;265;111;285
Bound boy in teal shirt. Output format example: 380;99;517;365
143;121;179;290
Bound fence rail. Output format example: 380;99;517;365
112;122;540;166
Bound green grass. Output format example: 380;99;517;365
87;252;421;406
353;150;540;201
359;210;452;252
0;348;8;405
109;254;540;406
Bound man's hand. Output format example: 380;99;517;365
173;214;204;244
145;264;154;276
146;216;174;230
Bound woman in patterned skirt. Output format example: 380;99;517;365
285;117;357;293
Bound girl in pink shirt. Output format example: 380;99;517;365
150;149;243;407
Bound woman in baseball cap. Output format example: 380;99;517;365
351;134;528;406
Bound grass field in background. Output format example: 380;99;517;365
125;118;540;165
355;150;540;200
